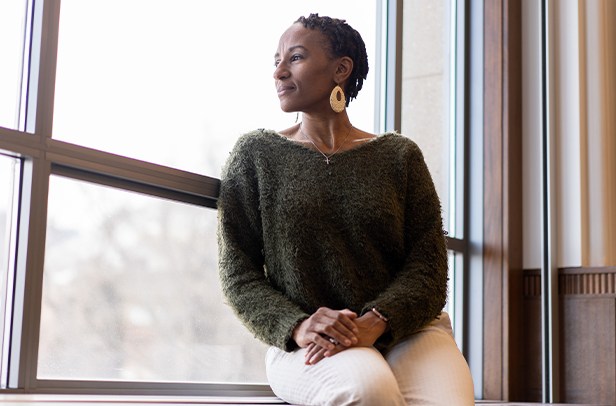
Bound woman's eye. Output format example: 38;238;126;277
274;54;302;68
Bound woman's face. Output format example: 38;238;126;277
274;23;340;113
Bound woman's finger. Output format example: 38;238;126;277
308;332;336;350
340;308;359;321
317;307;358;333
293;307;360;349
314;308;359;345
293;312;337;349
305;343;320;364
307;346;328;365
308;340;348;364
324;343;346;358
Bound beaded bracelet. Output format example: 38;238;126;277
371;307;389;323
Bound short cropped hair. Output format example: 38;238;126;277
295;13;369;106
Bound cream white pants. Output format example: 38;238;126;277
265;313;474;406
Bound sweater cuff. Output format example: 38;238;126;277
279;313;310;352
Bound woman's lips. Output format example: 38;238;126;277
277;86;294;97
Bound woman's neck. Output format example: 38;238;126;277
297;112;353;151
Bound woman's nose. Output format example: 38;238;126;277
273;63;289;80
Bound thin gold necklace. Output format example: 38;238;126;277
299;123;354;165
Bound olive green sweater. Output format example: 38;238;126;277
217;129;448;352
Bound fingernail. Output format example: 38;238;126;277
344;339;352;346
351;337;357;344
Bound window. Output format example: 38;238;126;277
40;176;264;383
0;0;472;397
0;0;29;130
51;0;377;177
400;0;470;349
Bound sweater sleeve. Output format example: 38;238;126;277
361;141;448;348
217;136;309;352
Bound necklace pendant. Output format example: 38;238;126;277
298;122;354;166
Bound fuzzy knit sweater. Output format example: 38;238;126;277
217;129;448;353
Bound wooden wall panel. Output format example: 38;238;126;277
483;0;523;400
522;295;542;402
522;268;616;405
502;0;523;400
560;297;615;404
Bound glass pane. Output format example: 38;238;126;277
0;0;28;130
52;0;377;177
401;0;455;235
0;155;20;380
39;176;267;383
446;250;463;351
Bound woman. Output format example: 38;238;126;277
218;14;474;406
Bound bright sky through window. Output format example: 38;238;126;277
51;0;376;177
0;0;27;130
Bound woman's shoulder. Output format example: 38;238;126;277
232;128;287;151
371;132;423;156
365;134;431;178
227;129;293;161
222;129;291;175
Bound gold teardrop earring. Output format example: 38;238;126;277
330;84;346;113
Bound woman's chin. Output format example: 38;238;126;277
279;105;298;114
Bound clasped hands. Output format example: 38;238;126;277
292;307;388;365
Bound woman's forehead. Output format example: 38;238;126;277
276;24;324;54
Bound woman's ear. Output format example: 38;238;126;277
334;56;354;84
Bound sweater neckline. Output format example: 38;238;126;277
264;129;398;159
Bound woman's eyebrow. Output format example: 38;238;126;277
274;45;308;58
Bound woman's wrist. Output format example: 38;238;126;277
362;310;388;336
371;308;390;333
292;319;307;346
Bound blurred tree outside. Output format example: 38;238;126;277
39;176;268;383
